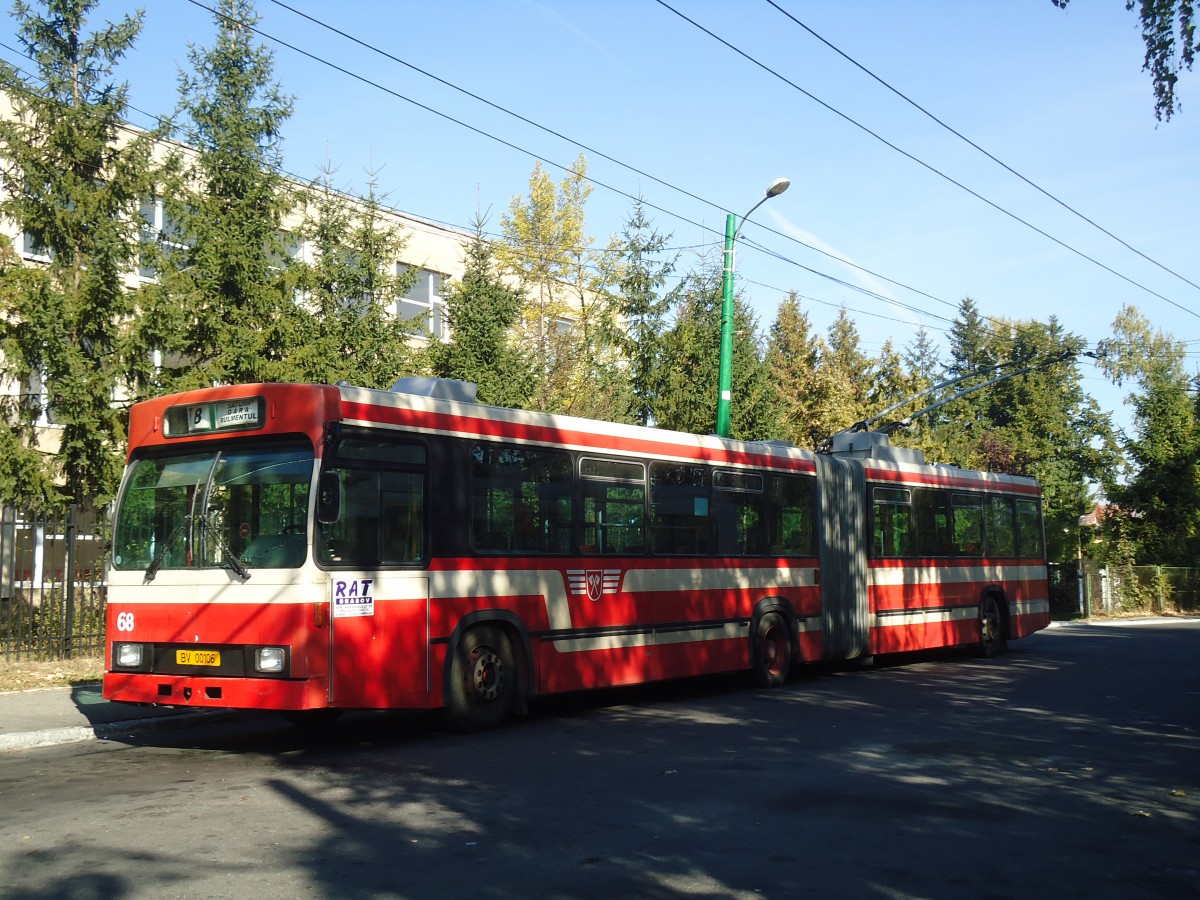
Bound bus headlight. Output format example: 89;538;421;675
115;642;144;668
255;647;286;674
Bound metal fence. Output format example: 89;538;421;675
0;504;108;661
1049;561;1200;618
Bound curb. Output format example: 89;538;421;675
0;708;246;753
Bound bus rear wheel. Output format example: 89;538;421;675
447;625;517;731
753;612;792;688
978;595;1007;658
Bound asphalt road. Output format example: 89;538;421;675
1;620;1198;899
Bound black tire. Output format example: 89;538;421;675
753;611;793;688
978;594;1007;658
446;625;517;731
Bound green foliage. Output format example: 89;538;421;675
499;155;628;417
656;263;775;439
608;198;676;426
286;169;419;388
1;588;107;657
819;307;874;433
426;217;535;407
137;0;300;391
764;293;824;448
1053;0;1196;121
1096;305;1200;565
0;0;154;507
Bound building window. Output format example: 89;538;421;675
396;265;447;341
137;199;191;281
23;368;56;427
20;231;51;262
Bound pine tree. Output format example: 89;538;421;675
764;292;822;448
0;0;153;507
287;169;418;388
426;217;534;408
657;262;775;439
610;198;675;426
141;0;299;390
867;338;911;421
819;307;872;435
894;327;949;460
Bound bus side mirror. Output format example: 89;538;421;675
317;471;342;524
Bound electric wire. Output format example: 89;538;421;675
247;0;969;317
763;0;1200;298
0;31;1035;349
654;0;1200;321
0;11;1132;351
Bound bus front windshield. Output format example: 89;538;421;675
112;443;315;573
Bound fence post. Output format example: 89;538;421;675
65;504;77;659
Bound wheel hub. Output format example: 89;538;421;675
470;648;504;701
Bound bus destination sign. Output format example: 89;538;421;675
165;396;265;437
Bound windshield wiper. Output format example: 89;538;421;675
143;515;251;581
196;515;251;581
144;518;189;582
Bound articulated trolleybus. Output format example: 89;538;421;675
104;378;1050;730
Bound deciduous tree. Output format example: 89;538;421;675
1053;0;1196;121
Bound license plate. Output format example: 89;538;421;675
176;649;221;667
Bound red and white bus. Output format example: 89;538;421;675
103;378;1050;729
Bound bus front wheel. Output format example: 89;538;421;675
447;625;517;731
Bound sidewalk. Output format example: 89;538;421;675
0;682;229;752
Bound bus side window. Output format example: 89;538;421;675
649;462;710;555
766;474;815;556
913;488;951;556
317;435;426;567
713;470;765;556
951;493;984;556
872;488;913;557
1015;499;1045;558
471;443;572;555
580;458;646;555
985;495;1017;558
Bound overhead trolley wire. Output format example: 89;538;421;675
253;0;969;319
654;0;1200;321
178;1;1023;341
763;0;1200;299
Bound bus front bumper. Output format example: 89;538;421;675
103;672;330;711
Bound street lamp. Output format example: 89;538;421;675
716;177;790;438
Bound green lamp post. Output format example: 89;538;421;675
716;177;790;438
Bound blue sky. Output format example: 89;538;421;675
4;0;1198;434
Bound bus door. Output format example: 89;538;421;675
318;433;430;708
329;572;429;708
814;455;870;660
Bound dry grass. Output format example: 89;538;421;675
0;656;104;693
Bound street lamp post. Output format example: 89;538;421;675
716;177;790;438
